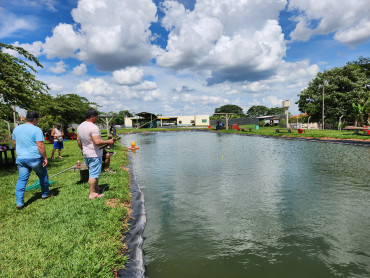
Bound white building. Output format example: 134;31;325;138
124;114;210;128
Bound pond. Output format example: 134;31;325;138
122;131;370;278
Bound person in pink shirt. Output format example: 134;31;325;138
77;109;115;199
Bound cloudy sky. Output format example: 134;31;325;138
1;0;370;116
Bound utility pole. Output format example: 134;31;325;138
13;105;17;127
322;81;327;130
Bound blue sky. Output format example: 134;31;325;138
1;0;369;116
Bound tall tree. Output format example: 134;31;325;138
111;110;133;124
0;42;49;107
296;64;370;126
246;105;269;117
268;107;285;115
214;104;244;115
31;93;96;131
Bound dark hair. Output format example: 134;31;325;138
26;111;40;122
86;108;99;119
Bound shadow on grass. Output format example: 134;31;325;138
24;187;60;208
99;183;110;193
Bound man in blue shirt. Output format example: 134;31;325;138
12;111;51;210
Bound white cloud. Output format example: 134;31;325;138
43;23;84;59
288;0;370;47
72;63;87;76
157;0;287;84
132;81;157;91
0;9;37;38
41;0;159;71
25;0;58;11
48;83;63;92
261;95;283;107
112;67;144;85
49;61;68;74
77;78;114;97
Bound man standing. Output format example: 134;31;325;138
77;109;114;199
50;123;64;159
12;111;51;210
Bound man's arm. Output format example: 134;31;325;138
77;134;82;150
12;140;16;149
36;141;48;167
91;135;114;146
51;129;55;137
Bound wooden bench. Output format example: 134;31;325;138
275;129;292;133
71;162;89;182
0;148;16;165
343;126;370;135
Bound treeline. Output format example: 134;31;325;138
211;104;285;119
297;57;370;128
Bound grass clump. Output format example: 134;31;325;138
0;140;131;277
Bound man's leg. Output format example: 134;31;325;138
15;159;31;207
58;142;64;158
104;152;110;171
85;157;104;199
32;158;50;198
88;177;99;198
51;148;56;159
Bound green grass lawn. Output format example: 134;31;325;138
0;140;131;277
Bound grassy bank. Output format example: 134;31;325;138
117;126;370;141
0;140;131;277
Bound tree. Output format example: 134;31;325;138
31;93;96;131
296;63;370;126
246;105;269;117
214;104;244;115
113;110;133;124
268;107;285;115
0;42;49;107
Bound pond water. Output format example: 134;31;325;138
123;131;370;278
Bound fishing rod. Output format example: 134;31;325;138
25;164;76;191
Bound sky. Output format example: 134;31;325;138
1;0;370;116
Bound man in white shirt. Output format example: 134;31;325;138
50;123;64;159
77;109;114;199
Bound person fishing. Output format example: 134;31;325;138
12;111;52;210
77;108;115;199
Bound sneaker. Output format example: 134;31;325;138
42;193;54;200
16;205;24;210
105;169;116;173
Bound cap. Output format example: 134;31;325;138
56;123;61;127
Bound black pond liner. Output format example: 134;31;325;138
118;151;146;278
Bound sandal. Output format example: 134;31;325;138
89;193;105;199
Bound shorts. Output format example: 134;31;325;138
53;141;63;149
84;157;102;178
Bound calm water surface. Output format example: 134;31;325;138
123;132;370;278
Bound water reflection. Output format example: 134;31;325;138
123;132;370;278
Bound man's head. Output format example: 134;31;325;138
86;108;99;122
56;123;61;129
26;111;40;125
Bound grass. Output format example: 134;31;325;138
0;139;131;277
116;126;370;141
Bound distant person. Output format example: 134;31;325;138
216;121;223;130
50;123;64;159
103;148;115;173
109;125;117;137
12;111;52;210
77;108;115;199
